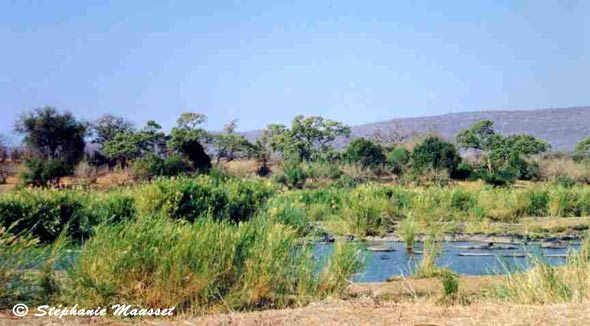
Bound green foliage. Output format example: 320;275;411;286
101;120;168;168
387;147;410;174
261;115;350;161
480;169;517;187
213;119;252;163
504;134;550;156
344;138;386;168
411;136;461;174
0;226;44;308
573;138;590;162
16;107;87;167
451;162;473;180
21;158;70;187
276;161;308;189
457;120;550;175
16;107;87;185
130;154;191;181
135;176;277;223
398;215;417;250
168;112;212;172
65;215;362;312
440;269;460;298
91;114;134;145
0;189;135;243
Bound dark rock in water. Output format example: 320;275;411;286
501;252;527;258
454;244;518;250
380;255;390;260
318;232;335;243
541;242;568;249
344;234;355;241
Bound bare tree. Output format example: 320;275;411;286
370;121;413;145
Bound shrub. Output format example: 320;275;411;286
21;158;70;187
411;136;461;174
278;161;308;189
387;147;410;174
344;138;386;168
451;162;473;180
481;169;517;187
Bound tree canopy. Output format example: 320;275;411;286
411;136;461;173
344;138;386;168
261;115;350;161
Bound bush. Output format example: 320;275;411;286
131;154;191;181
277;161;307;189
481;169;517;187
344;138;386;168
21;158;70;187
411;136;461;174
451;162;473;180
387;147;410;174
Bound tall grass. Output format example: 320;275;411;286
497;235;590;303
65;214;362;313
398;215;417;251
414;230;444;278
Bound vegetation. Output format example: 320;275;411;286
344;138;386;168
4;107;590;318
16;107;87;186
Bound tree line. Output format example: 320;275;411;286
4;106;590;187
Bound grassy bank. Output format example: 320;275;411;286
3;175;590;316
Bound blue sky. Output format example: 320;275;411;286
1;0;589;142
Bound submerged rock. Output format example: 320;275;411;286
367;246;396;252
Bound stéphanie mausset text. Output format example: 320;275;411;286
34;304;175;318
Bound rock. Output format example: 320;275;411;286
344;234;355;241
367;246;396;252
318;233;335;243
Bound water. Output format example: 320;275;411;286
314;241;579;282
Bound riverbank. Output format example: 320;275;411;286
361;216;590;244
4;276;589;325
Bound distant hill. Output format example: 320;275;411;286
243;107;590;151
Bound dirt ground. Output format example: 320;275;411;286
2;300;589;326
2;277;588;326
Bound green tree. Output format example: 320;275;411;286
387;147;410;174
261;115;350;161
168;112;211;172
573;138;590;162
100;121;167;168
91;114;134;144
213;119;251;164
15;107;87;186
456;120;497;171
100;131;141;168
411;136;461;173
344;138;386;168
504;134;550;156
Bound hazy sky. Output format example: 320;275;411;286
1;0;589;142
